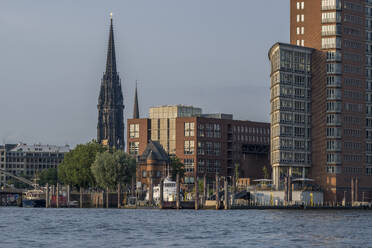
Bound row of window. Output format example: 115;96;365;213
0;164;57;169
129;124;140;138
129;142;139;155
271;73;311;88
197;142;221;156
327;166;372;175
321;0;341;10
271;138;310;151
271;151;311;164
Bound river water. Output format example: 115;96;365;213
0;208;371;248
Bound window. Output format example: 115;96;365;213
198;124;204;137
322;0;341;10
322;12;341;23
322;37;341;49
326;165;341;174
129;142;139;155
184;122;195;137
184;140;194;155
129;124;139;138
184;158;194;172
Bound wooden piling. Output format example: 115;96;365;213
149;178;153;206
224;177;228;210
176;173;180;210
117;183;121;208
159;178;164;209
195;175;199;210
67;185;70;208
203;174;207;207
288;176;292;204
355;177;359;202
216;173;220;210
56;183;59;208
45;183;49;208
80;187;83;208
351;177;355;204
131;177;136;197
232;176;236;195
106;187;109;208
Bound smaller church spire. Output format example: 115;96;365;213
133;81;140;119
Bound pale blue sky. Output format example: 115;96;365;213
0;0;289;146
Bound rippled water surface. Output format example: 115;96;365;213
0;208;372;247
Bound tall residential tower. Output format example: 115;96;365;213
270;0;372;202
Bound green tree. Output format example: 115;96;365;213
58;141;106;188
235;163;240;181
170;156;185;181
91;150;136;190
39;168;58;186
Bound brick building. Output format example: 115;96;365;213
136;141;170;189
127;105;270;183
269;0;372;202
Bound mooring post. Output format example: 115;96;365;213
159;178;164;209
56;183;59;208
80;187;83;208
233;176;237;195
149;177;153;206
224;177;228;210
117;183;121;208
351;177;355;205
355;177;359;202
67;185;70;208
51;185;55;207
203;173;207;207
195;175;199;210
45;183;49;208
288;176;292;205
216;173;220;210
106;187;109;208
176;173;180;210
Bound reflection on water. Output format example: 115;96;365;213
0;208;371;248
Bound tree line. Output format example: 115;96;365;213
35;141;185;190
38;141;136;191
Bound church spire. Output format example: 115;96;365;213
106;13;117;75
133;81;140;119
97;13;125;150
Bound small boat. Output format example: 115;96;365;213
22;189;45;208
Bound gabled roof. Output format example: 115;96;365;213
140;141;169;163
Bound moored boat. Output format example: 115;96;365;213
22;189;45;208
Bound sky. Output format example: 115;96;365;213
0;0;289;146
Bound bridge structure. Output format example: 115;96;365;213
0;168;42;206
0;168;41;189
